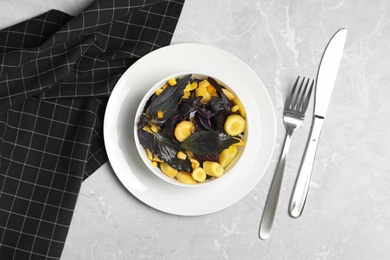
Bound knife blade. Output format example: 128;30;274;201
288;28;347;218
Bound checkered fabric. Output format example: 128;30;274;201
0;0;184;259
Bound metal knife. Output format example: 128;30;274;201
288;28;348;218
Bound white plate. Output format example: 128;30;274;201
103;43;276;216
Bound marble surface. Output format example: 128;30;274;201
2;0;390;259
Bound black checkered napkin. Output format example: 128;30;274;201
0;0;184;259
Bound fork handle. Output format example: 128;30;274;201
288;116;324;218
259;130;293;240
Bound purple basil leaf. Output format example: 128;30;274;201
198;115;213;131
153;132;192;172
181;131;239;155
193;115;207;132
137;129;192;172
195;107;214;130
198;106;215;119
212;111;228;132
181;94;202;114
194;153;219;163
207;77;234;113
144;93;157;112
208;97;225;114
137;113;150;129
146;74;192;125
137;128;156;155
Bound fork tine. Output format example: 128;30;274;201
296;78;310;111
285;76;300;108
294;77;305;109
295;77;309;111
301;79;314;112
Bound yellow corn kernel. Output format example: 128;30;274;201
211;92;219;97
190;158;200;169
184;82;198;92
146;149;153;160
195;86;211;103
168;77;177;86
146;149;162;162
233;137;245;146
155;88;164;96
142;126;152;133
182;92;191;99
184;83;191;91
157;111;164;119
177;151;187;160
231;105;240;113
232;97;246;118
162;83;168;90
206;85;217;94
151;161;158;167
186;150;194;158
149;123;160;133
198;80;211;89
222;88;235;100
160;162;178;178
203;161;224;177
192;167;206;182
176;171;197;184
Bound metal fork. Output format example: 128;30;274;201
259;76;314;240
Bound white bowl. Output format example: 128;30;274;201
134;72;248;187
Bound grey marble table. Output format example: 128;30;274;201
2;0;390;259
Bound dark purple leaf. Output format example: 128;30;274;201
193;115;207;132
137;113;150;129
146;74;192;125
208;97;225;114
137;128;156;155
212;111;228;132
153;132;192;172
194;153;219;163
208;77;234;113
198;106;214;119
181;94;202;114
181;131;239;155
137;129;192;172
195;107;215;131
197;115;213;131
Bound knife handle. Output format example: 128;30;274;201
289;115;324;218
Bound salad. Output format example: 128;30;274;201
136;74;246;184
